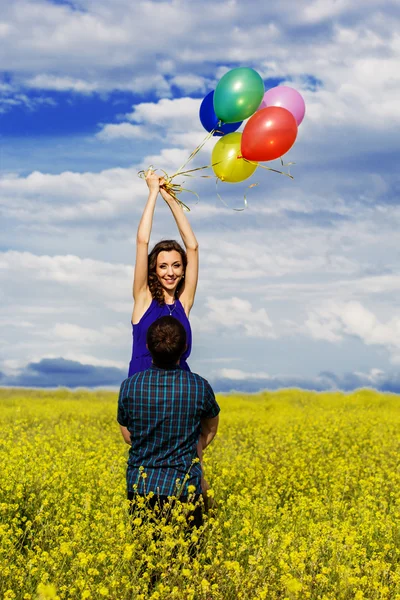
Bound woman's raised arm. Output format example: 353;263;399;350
159;183;199;314
132;170;160;302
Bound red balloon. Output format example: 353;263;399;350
241;106;298;162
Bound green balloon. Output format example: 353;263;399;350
213;68;265;124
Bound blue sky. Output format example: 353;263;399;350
1;0;400;392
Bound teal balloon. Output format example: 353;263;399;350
213;68;265;124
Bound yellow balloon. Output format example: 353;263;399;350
211;132;257;183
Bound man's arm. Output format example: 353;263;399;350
119;425;131;445
198;415;219;455
117;379;132;445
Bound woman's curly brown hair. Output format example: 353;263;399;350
148;240;187;305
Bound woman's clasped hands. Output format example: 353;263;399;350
145;168;174;203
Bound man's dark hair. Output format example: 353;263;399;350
146;316;187;368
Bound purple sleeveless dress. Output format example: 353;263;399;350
128;298;192;376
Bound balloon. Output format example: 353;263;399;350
241;107;298;162
199;91;242;136
212;132;257;183
259;85;306;126
213;68;265;124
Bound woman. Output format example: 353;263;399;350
128;169;199;377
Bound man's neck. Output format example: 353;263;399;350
151;361;180;369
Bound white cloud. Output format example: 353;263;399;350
215;368;272;380
197;296;276;339
170;75;208;94
0;89;56;113
254;273;400;305
26;75;99;93
0;250;133;376
138;148;197;174
128;98;201;129
304;306;345;343
302;0;350;23
0;166;145;222
0;251;131;302
52;323;118;345
97;98;214;174
209;364;400;394
304;300;400;356
60;354;126;369
96;123;150;141
96;97;211;152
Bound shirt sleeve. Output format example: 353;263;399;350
117;379;129;427
202;381;220;419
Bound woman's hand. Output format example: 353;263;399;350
145;169;161;193
159;177;175;203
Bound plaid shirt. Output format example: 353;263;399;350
117;365;220;496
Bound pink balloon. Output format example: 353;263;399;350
259;85;306;126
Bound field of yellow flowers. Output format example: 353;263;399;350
1;387;400;599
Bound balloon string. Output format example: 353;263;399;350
214;154;294;211
215;178;248;212
169;129;216;178
244;158;295;179
138;129;217;211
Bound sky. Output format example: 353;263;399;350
1;0;400;392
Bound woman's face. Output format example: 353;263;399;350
156;250;184;292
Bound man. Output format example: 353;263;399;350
117;316;220;529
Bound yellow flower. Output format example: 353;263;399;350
201;579;210;590
286;577;303;593
2;387;400;600
123;544;134;560
37;584;59;600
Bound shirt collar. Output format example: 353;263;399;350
150;364;182;372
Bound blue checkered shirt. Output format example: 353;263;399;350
117;365;220;496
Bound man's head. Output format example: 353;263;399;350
146;316;187;368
